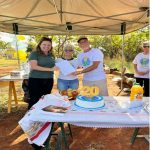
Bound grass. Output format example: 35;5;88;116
0;58;25;68
0;58;18;66
104;57;134;73
0;58;25;113
0;58;134;73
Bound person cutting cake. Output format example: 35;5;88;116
72;36;108;96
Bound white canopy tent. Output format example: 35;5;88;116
0;0;149;35
0;0;149;93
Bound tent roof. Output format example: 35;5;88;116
0;0;149;35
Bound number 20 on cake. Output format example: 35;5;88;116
75;86;104;109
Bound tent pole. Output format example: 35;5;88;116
121;33;125;90
117;22;126;96
120;22;126;91
13;23;20;69
14;34;20;69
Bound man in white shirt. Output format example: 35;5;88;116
74;36;108;96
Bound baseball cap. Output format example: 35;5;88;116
77;36;88;43
143;41;150;47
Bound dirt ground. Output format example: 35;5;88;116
0;67;149;150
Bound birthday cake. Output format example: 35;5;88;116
75;95;104;109
75;86;105;109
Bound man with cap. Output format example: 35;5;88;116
133;41;150;96
74;36;108;96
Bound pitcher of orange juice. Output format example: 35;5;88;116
130;83;144;101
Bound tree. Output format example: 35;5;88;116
124;29;149;61
25;26;149;62
0;41;11;49
0;39;12;58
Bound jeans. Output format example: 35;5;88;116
57;78;79;91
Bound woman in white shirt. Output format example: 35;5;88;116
133;41;150;96
56;44;79;91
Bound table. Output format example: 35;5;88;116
31;96;149;127
19;95;149;149
0;74;28;113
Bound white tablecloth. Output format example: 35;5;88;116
30;96;149;127
19;94;149;146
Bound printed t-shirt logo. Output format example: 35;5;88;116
140;58;149;69
82;57;90;66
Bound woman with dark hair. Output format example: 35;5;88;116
28;37;56;110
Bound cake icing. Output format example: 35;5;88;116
75;95;104;109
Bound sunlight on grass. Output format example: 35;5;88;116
105;57;134;73
0;59;18;66
0;82;25;114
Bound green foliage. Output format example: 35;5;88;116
25;27;149;72
0;39;12;58
104;57;134;73
90;28;149;62
31;35;48;43
0;39;11;49
26;44;34;53
29;35;80;58
104;57;122;70
53;35;69;57
89;35;122;58
124;29;149;61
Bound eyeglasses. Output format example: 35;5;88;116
143;46;149;48
64;50;73;52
